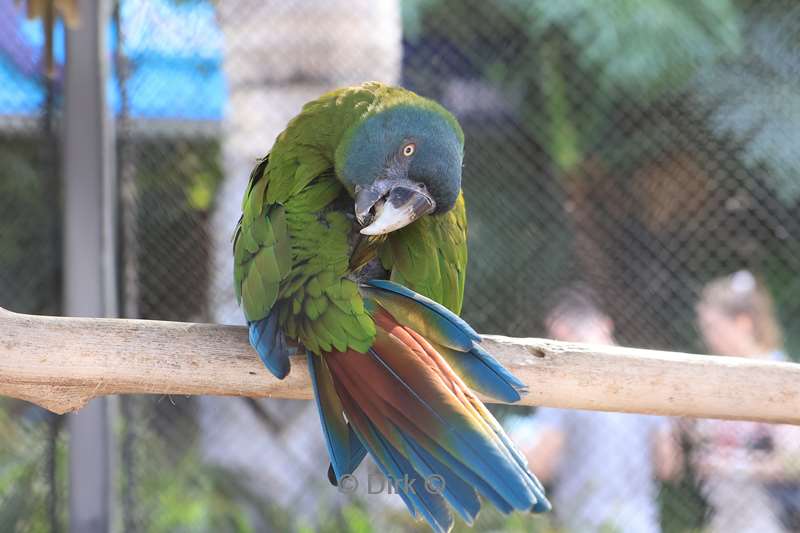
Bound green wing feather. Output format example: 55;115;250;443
233;157;293;321
278;171;375;354
379;193;468;314
234;85;394;354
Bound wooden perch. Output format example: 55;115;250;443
1;305;798;423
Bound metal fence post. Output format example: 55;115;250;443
62;0;117;532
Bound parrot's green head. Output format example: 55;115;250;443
335;102;464;236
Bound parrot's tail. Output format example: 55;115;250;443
307;280;550;533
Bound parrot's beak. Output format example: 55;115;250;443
355;179;436;235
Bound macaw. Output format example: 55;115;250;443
233;82;549;532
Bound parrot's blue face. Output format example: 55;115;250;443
336;105;464;235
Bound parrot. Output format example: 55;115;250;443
233;81;550;532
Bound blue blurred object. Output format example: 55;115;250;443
0;0;226;120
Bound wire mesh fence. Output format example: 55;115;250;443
2;0;800;531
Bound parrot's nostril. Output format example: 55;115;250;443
387;187;417;207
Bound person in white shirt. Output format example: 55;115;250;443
518;286;680;533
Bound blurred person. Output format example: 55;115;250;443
689;270;800;533
518;286;680;533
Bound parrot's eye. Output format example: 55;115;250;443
402;143;416;157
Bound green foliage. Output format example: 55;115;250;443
538;40;580;173
299;501;377;533
186;167;219;212
0;403;66;532
140;453;260;533
451;504;557;533
405;0;743;176
694;1;800;203
116;397;296;533
521;0;742;96
763;249;800;361
401;0;439;40
130;139;223;320
459;121;577;336
339;505;373;533
520;1;741;173
0;139;60;315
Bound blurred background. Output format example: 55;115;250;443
2;0;800;531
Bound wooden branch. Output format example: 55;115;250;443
1;306;798;423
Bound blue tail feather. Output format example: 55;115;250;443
308;353;366;483
248;313;293;379
343;423;367;473
438;343;527;403
383;436;453;533
343;401;454;533
309;282;551;530
469;344;528;395
364;279;527;403
394;429;481;525
380;381;527;515
367;348;539;511
363;279;479;350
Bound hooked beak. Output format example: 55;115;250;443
355;179;436;235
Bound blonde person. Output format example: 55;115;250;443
514;286;680;533
690;270;800;533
